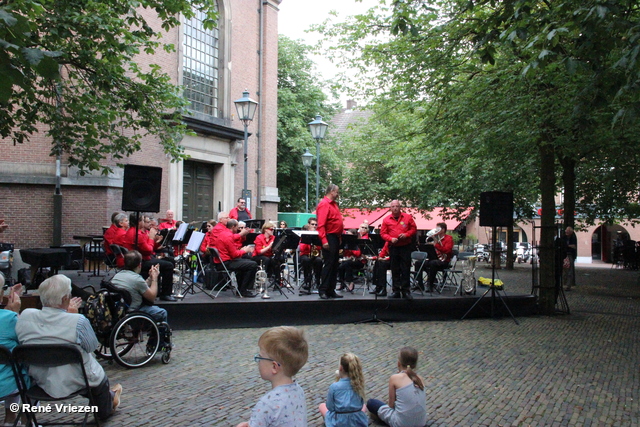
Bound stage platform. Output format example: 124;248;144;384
156;284;538;329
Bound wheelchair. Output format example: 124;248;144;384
88;282;172;369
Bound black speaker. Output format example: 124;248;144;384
479;191;513;227
121;165;162;212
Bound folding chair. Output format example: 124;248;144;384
207;248;241;298
109;245;128;271
0;345;24;427
436;255;461;295
13;343;102;426
410;251;429;295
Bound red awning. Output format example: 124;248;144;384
341;208;465;231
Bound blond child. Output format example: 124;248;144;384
236;326;308;427
318;352;368;427
366;347;427;427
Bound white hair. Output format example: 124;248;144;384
217;211;229;221
38;274;72;308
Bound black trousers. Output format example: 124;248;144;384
224;258;258;293
319;234;340;295
426;259;449;287
372;259;391;291
389;244;412;293
300;255;322;288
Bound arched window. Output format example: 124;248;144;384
182;3;220;122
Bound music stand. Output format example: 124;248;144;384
244;232;259;246
244;219;265;232
269;229;300;297
354;276;393;327
298;232;322;295
176;231;214;300
159;229;176;248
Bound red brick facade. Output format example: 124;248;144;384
0;0;281;252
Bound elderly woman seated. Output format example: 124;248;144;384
15;274;123;421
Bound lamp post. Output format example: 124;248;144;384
308;114;328;203
234;90;258;197
301;149;314;213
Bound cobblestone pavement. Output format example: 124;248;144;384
39;264;640;426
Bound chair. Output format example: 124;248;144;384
0;345;24;427
108;245;128;272
410;251;429;295
436;255;461;295
207;248;241;298
12;343;101;426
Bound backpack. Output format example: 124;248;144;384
82;288;129;340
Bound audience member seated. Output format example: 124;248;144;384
115;213;176;301
15;275;123;421
278;220;288;229
229;198;252;221
211;218;258;298
371;242;391;296
337;247;364;292
110;251;168;323
252;221;277;278
299;223;322;291
1;280;28;427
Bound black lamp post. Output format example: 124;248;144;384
308;114;328;203
234;90;258;196
301;149;314;212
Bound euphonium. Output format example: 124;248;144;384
426;227;443;244
255;262;269;299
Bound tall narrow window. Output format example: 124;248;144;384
183;5;219;122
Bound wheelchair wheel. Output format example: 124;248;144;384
110;313;160;368
94;341;114;360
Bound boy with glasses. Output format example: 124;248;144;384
236;326;309;427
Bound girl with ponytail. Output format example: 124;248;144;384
366;346;427;427
319;352;368;427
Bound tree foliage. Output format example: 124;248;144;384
277;35;341;212
0;0;217;174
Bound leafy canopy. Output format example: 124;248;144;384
0;0;217;174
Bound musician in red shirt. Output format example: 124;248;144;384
103;212;128;257
115;213;176;301
298;220;322;291
316;184;344;299
371;242;390;296
425;222;454;291
158;210;178;230
211;219;257;297
252;222;276;277
380;200;417;299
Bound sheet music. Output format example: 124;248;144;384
292;230;319;236
186;231;205;252
173;222;189;242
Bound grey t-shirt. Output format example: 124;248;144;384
249;381;307;427
110;270;149;310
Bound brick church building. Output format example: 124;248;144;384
0;0;282;250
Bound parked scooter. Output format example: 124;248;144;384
475;244;490;263
515;242;532;264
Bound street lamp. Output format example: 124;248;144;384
234;90;258;197
308;114;328;203
301;149;314;213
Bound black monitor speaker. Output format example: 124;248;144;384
479;191;513;227
121;165;162;212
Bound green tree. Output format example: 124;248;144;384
0;0;217;174
318;0;640;313
277;35;341;212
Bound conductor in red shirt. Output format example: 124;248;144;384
316;184;344;299
380;200;417;299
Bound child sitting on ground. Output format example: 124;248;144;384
366;346;427;427
236;326;309;427
318;352;368;427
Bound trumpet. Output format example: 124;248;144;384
310;245;321;258
426;227;443;244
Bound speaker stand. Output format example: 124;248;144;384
461;226;518;324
